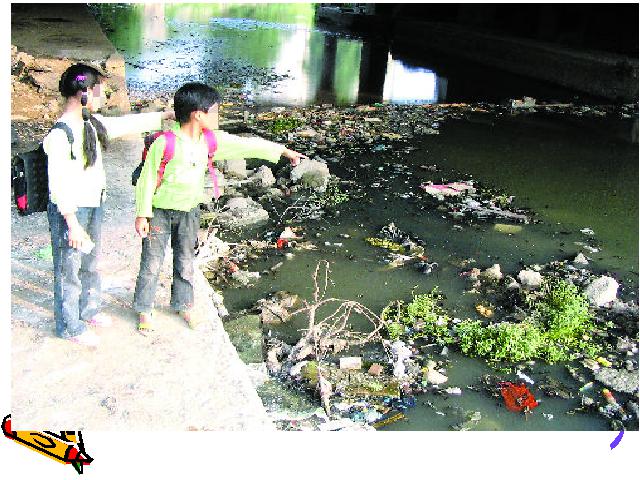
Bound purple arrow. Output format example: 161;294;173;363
610;430;624;450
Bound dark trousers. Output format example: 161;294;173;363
47;201;103;338
133;207;200;314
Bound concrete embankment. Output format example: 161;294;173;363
10;3;274;430
392;19;638;102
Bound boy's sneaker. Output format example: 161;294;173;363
68;330;100;347
86;313;113;328
179;310;201;330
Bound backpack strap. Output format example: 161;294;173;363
202;128;221;200
51;122;75;160
155;131;176;190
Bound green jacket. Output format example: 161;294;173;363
135;124;286;218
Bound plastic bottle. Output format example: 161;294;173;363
578;382;593;393
78;238;95;254
602;388;617;405
602;389;627;416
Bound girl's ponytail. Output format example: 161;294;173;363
59;64;109;168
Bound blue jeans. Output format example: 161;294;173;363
133;207;200;314
47;201;103;338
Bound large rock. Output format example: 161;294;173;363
594;367;639;394
217;197;269;227
423;360;448;385
573;253;590;265
584;276;619;307
518;269;543;289
195;234;230;265
223;158;248;179
481;264;503;282
290;158;330;191
251;165;276;188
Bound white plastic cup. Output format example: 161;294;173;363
78;238;95;254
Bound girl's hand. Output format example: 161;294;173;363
282;149;308;167
65;218;90;249
135;217;150;238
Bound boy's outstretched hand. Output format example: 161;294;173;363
282;148;308;167
135;217;150;238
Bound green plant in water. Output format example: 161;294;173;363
319;180;349;207
382;288;453;344
385;321;405;340
455;278;602;364
456;319;544;362
533;278;599;362
267;116;302;134
534;279;593;335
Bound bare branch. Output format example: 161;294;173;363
284;261;390;365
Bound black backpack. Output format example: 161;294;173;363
11;122;75;215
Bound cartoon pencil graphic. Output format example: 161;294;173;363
2;414;93;474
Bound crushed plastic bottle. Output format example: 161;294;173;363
516;370;535;385
578;382;593;394
601;388;630;420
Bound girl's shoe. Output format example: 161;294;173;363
87;313;113;327
69;330;100;347
137;312;154;335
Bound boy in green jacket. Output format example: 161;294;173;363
133;82;305;333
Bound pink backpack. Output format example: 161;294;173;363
132;128;222;199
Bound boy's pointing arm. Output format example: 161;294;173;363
214;130;306;166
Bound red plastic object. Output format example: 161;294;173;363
16;194;27;211
276;238;288;249
499;382;539;413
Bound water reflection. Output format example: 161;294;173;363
93;3;445;106
383;56;443;104
142;3;166;42
254;28;314;105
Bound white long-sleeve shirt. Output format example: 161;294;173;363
43;111;163;215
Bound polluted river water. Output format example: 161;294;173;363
92;3;638;431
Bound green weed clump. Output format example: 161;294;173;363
455;278;601;364
531;278;600;362
456;320;544;362
317;179;349;207
267;116;302;134
382;288;454;345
